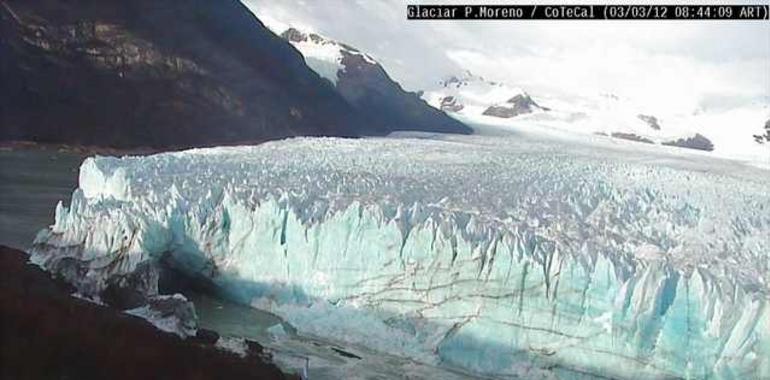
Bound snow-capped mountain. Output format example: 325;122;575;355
425;71;769;163
281;27;376;86
424;71;547;118
245;0;767;163
280;28;471;135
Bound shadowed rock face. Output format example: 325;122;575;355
440;71;490;88
280;28;472;135
663;133;714;151
754;119;770;144
637;114;661;130
336;51;471;134
482;93;544;118
611;132;654;144
0;0;381;148
439;96;464;112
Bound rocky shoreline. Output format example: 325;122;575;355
0;245;294;380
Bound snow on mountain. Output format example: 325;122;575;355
279;27;471;135
281;27;376;86
425;72;770;164
30;133;769;379
424;71;544;117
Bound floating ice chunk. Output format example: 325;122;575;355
215;336;248;358
125;294;197;338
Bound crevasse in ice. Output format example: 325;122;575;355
30;136;769;379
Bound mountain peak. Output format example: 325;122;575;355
482;92;547;118
439;70;502;89
279;26;471;135
282;27;360;52
425;72;540;118
280;27;375;79
281;27;310;43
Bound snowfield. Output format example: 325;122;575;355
424;72;770;165
31;129;769;379
283;28;378;87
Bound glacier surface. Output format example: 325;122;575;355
30;133;770;379
422;72;770;167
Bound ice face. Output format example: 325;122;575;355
30;134;769;379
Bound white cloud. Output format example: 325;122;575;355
243;0;769;114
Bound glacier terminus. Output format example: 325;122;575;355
29;130;770;379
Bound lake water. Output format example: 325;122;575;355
0;148;85;250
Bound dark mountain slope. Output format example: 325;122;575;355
281;28;472;135
0;0;385;148
336;50;472;135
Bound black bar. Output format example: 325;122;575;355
407;5;769;20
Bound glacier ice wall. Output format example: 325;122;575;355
30;137;770;379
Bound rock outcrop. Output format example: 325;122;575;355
637;114;661;130
482;93;545;118
611;132;654;144
439;96;464;112
662;133;715;151
0;245;292;379
754;119;770;144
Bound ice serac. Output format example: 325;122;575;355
30;137;769;379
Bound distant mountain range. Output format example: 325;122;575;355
0;0;467;149
424;71;548;119
424;71;770;160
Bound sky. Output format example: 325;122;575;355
243;0;769;116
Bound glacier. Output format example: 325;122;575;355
29;132;769;379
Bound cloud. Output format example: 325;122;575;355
243;0;769;114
